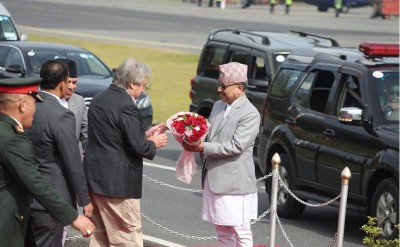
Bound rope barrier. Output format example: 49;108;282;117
66;172;342;246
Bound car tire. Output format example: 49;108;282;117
266;153;306;218
317;6;329;12
370;178;399;240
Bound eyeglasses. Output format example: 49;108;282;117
388;91;399;97
218;83;243;90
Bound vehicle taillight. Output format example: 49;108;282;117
189;77;195;99
260;97;267;128
359;42;399;57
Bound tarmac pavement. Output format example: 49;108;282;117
64;226;169;247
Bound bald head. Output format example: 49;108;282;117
0;92;37;129
0;93;24;110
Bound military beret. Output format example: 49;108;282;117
56;58;78;78
0;77;43;102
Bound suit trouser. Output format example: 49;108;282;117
31;209;64;247
89;193;143;247
215;223;253;247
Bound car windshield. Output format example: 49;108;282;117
373;69;399;123
27;50;111;77
0;15;19;41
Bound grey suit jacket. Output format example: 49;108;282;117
68;93;88;150
203;95;260;195
27;92;90;209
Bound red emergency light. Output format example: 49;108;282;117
359;42;399;58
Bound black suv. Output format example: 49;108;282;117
258;42;399;239
189;28;339;118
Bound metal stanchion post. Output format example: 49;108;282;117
269;153;281;247
336;167;351;247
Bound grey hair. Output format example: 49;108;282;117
112;58;151;89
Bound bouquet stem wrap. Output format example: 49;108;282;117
166;112;210;184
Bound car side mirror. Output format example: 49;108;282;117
338;107;364;125
20;33;28;41
6;65;26;77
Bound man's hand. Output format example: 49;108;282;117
71;215;95;238
146;123;168;138
83;202;93;218
148;131;168;149
182;141;204;153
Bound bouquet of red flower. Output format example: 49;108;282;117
167;112;210;184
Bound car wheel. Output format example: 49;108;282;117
370;178;399;240
241;0;252;8
266;153;306;218
317;6;329;12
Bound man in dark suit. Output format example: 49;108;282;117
83;58;168;246
0;77;94;247
27;60;93;247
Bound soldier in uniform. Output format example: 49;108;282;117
0;77;94;247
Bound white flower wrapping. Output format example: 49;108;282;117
166;112;210;184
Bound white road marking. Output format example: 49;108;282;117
143;234;185;247
144;161;176;171
18;25;202;50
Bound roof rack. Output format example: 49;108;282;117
208;28;271;45
209;28;340;48
290;30;340;47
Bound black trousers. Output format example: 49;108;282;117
31;209;64;247
24;216;38;247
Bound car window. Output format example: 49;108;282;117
0;46;11;67
66;53;110;77
373;70;400;122
253;57;268;81
24;51;111;77
309;70;335;113
335;75;362;115
231;50;248;65
295;71;316;108
201;46;226;79
269;68;302;97
0;15;19;41
5;47;24;68
26;51;64;76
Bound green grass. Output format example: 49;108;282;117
28;33;199;124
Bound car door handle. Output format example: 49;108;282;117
285;117;296;125
323;129;335;137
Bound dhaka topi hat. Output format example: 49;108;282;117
0;77;43;102
218;62;248;85
56;58;78;78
